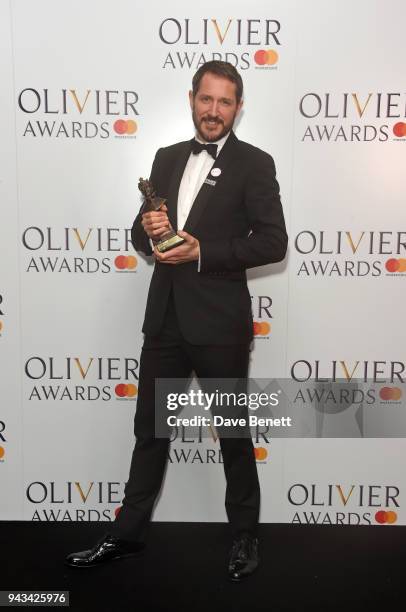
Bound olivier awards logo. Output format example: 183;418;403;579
17;88;140;140
294;230;406;277
287;483;400;525
290;359;405;385
21;226;137;275
158;18;281;71
26;480;125;521
24;356;139;402
289;358;405;423
167;424;270;465
298;92;406;143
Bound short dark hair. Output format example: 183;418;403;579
192;61;243;104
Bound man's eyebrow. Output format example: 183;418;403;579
198;93;233;102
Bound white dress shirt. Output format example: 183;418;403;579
177;131;230;230
150;131;230;270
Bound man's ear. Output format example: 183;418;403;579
189;90;194;110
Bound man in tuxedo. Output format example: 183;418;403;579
66;61;288;581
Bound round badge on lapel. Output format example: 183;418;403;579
210;168;221;177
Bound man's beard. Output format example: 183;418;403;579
192;107;235;142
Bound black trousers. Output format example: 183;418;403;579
111;293;260;542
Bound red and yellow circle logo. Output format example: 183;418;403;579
115;383;138;398
0;447;5;459
115;255;137;270
254;446;268;461
113;119;138;135
393;122;406;138
379;387;402;401
385;258;406;273
254;49;279;66
375;510;397;524
253;321;271;336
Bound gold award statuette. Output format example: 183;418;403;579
138;177;185;253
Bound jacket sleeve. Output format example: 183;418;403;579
130;148;163;255
199;153;288;273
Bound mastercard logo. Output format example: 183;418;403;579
385;258;406;273
379;387;402;401
113;119;137;135
115;383;138;397
253;321;271;336
254;446;268;461
393;122;406;138
254;49;279;66
115;255;137;270
115;383;137;398
375;510;397;524
0;446;5;459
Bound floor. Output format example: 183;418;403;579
1;521;404;611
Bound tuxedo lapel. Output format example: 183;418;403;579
183;131;239;235
166;140;193;230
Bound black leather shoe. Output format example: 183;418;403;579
228;534;259;582
65;534;145;568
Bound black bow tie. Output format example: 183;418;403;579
191;140;218;160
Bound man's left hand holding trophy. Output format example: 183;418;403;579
138;178;200;264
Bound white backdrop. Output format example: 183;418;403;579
1;0;405;527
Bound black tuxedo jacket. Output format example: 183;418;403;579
131;131;288;345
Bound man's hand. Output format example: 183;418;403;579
154;230;200;265
141;204;170;240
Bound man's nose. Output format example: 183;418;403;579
209;100;219;116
